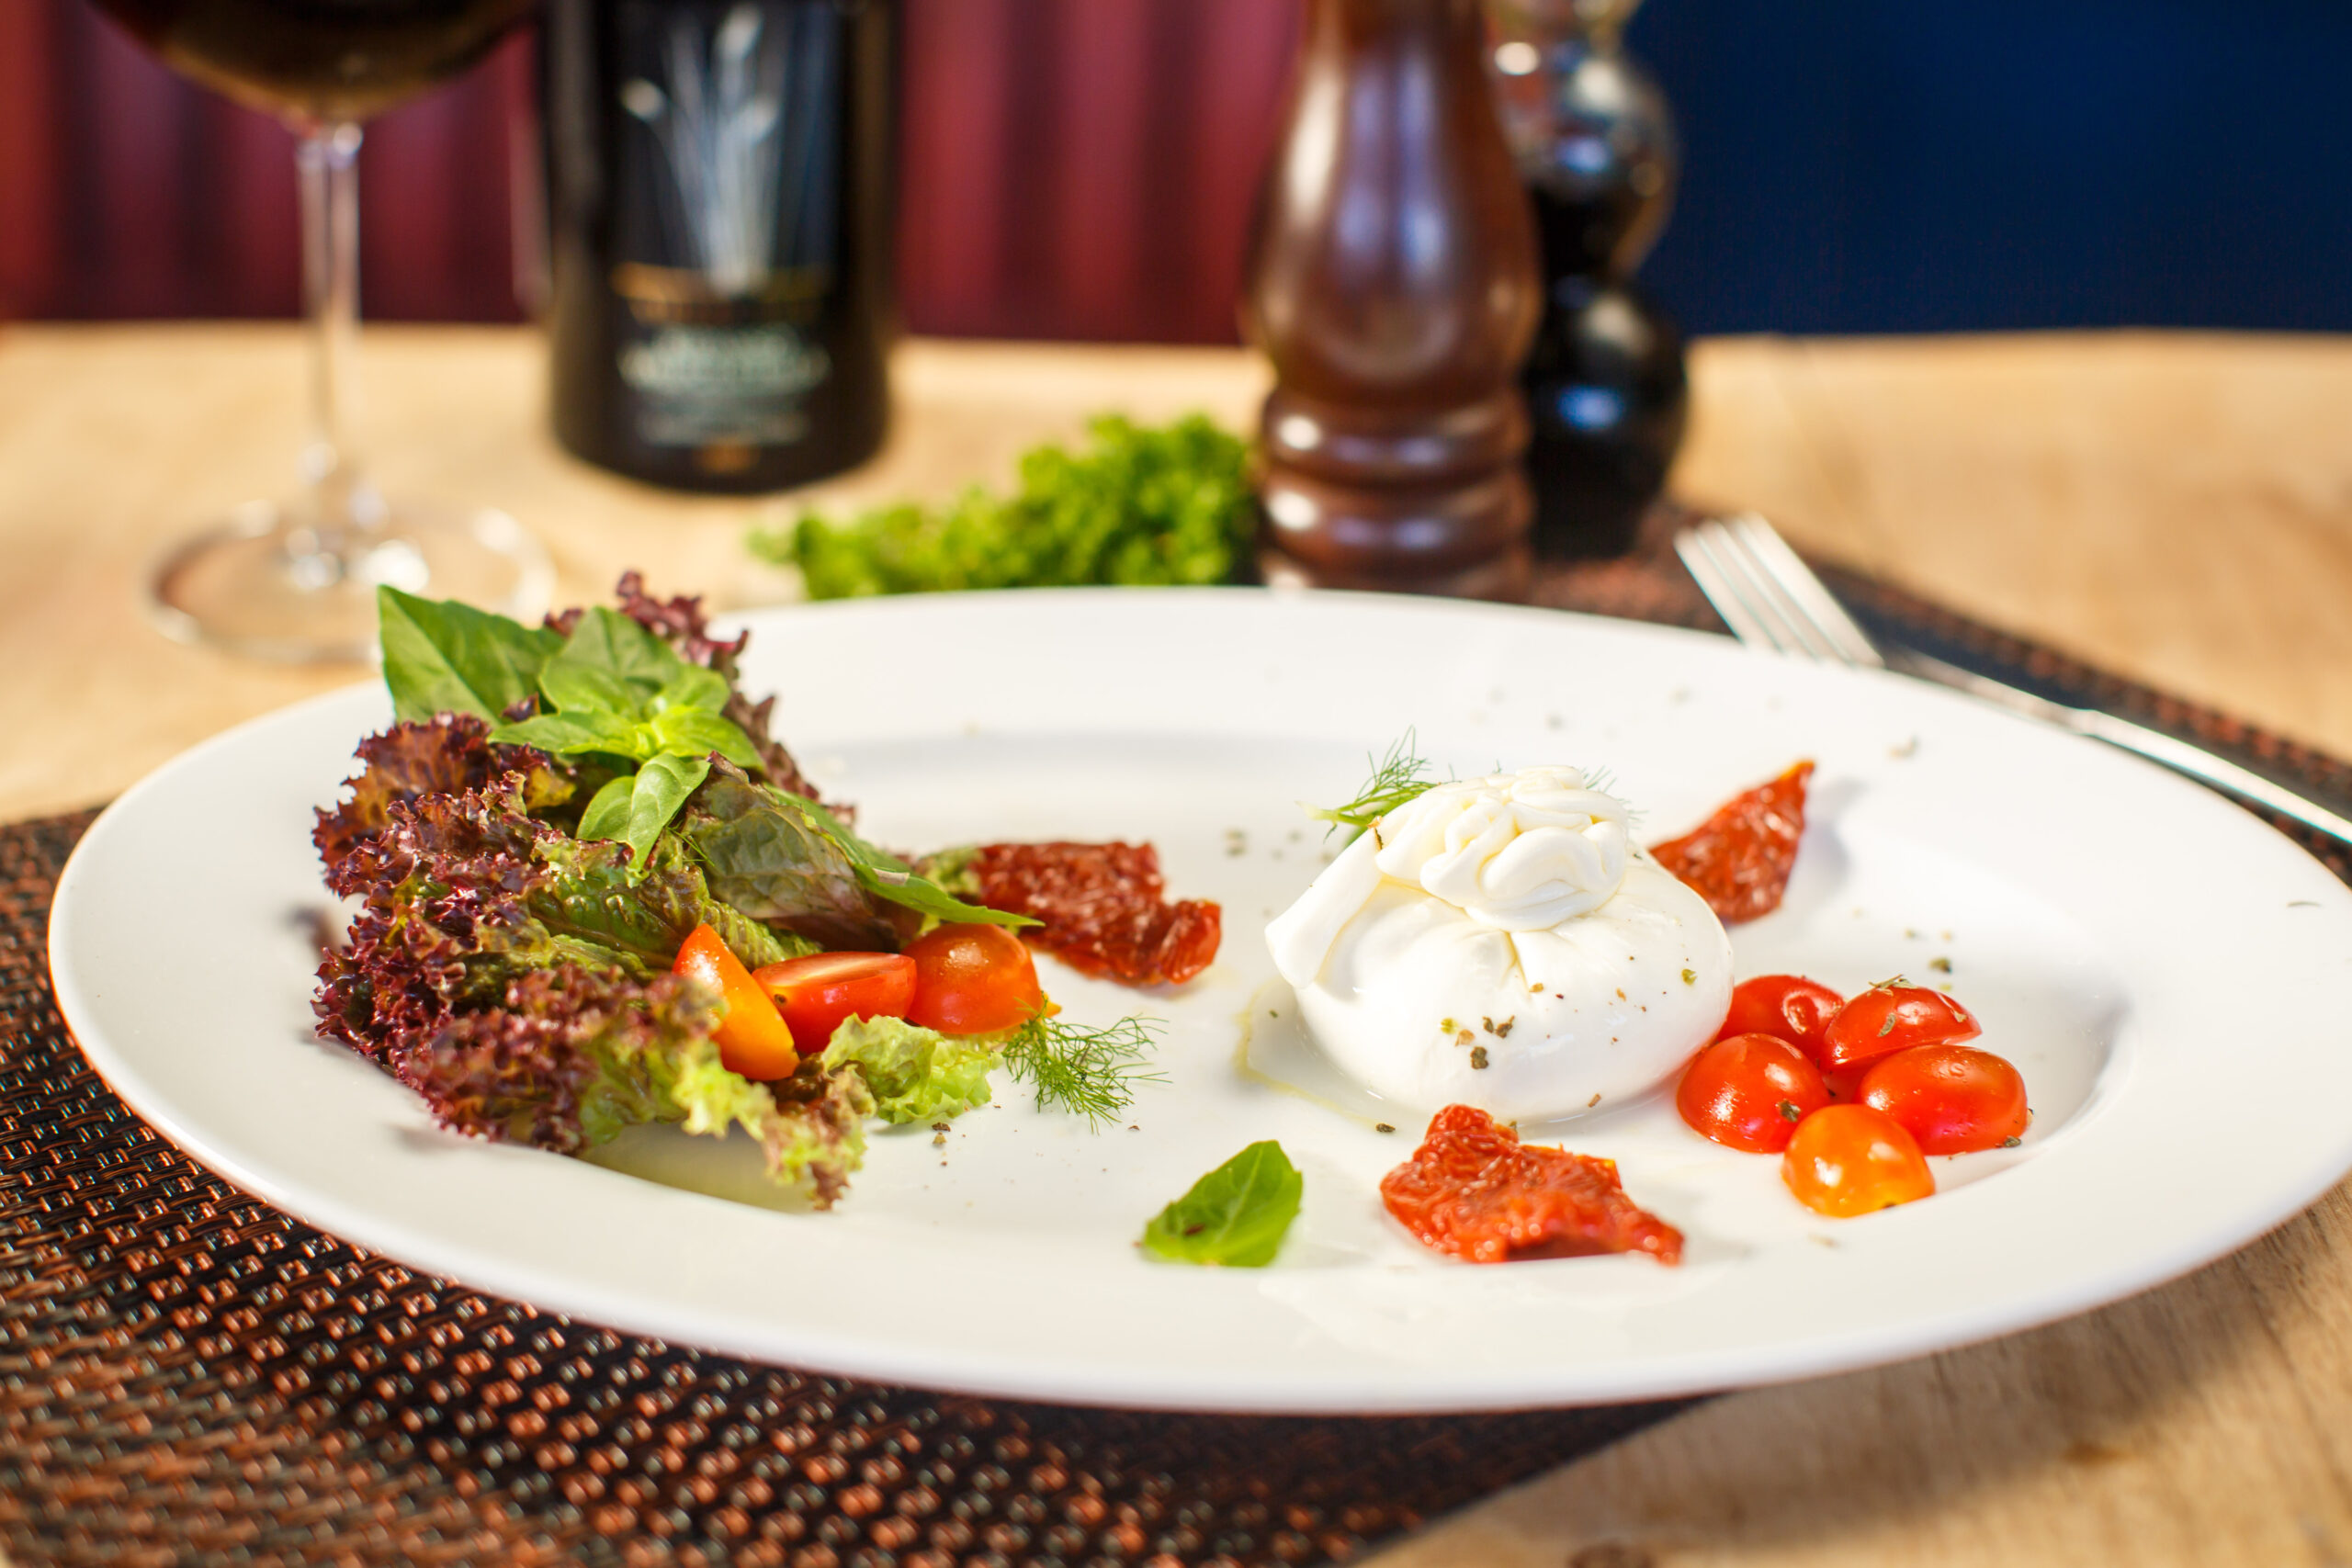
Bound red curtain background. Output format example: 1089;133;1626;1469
0;0;1300;343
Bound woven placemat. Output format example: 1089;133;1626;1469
11;525;2352;1566
3;817;1681;1565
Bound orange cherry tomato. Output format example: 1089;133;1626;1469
1818;984;1981;1071
1676;1032;1832;1153
673;923;799;1081
903;924;1044;1036
1717;974;1844;1063
752;952;918;1052
1781;1104;1935;1217
1859;1043;2030;1154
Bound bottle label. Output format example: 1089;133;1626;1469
612;0;844;471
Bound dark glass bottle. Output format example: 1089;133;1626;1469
1521;271;1686;558
544;0;895;493
1491;1;1688;558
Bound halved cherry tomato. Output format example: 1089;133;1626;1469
1677;1032;1832;1153
903;923;1044;1036
1859;1043;2030;1154
673;924;798;1081
1717;975;1844;1063
1781;1104;1935;1217
752;952;919;1052
1818;984;1980;1070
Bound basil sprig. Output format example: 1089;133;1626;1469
492;608;764;868
376;587;1020;930
1139;1141;1303;1268
379;590;763;869
491;608;763;769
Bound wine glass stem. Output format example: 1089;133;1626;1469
295;122;374;560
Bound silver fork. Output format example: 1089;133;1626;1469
1676;512;2352;849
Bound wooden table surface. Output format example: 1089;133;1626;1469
6;323;2351;1566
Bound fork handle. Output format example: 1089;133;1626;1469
1893;649;2352;848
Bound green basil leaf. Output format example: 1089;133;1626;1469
911;845;982;899
786;789;1036;931
651;663;731;716
646;708;765;769
545;605;684;708
377;586;561;724
1138;1141;1303;1268
577;773;637;843
490;711;644;759
538;660;644;723
624;753;711;868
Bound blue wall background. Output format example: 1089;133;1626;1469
1625;0;2352;334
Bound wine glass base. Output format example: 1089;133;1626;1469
147;499;555;664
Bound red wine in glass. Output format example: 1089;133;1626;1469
87;0;551;660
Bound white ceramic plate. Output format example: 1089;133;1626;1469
49;589;2352;1414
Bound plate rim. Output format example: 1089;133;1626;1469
47;586;2352;1413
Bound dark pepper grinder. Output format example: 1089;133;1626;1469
1491;0;1689;558
1242;0;1544;600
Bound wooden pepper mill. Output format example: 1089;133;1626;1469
1242;0;1544;598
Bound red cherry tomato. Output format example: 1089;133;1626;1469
1781;1104;1935;1217
903;924;1044;1036
1858;1043;2030;1154
673;924;799;1081
1717;975;1844;1063
1819;984;1981;1070
752;952;918;1052
1677;1032;1832;1153
1821;1064;1871;1102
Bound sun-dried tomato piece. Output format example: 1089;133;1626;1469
1648;760;1814;923
1379;1105;1683;1266
965;841;1221;987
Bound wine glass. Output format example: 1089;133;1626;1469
88;0;553;661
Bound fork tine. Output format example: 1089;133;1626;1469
1722;514;1887;669
1702;521;1849;662
1674;525;1791;652
1679;519;1838;660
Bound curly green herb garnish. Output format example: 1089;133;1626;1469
1306;729;1440;845
754;413;1253;598
1001;1013;1167;1126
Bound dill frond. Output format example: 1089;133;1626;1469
1001;1014;1168;1127
1305;728;1440;843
